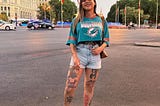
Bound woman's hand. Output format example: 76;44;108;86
91;43;107;55
73;54;80;70
91;46;103;55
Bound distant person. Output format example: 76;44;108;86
129;21;134;27
10;20;13;24
128;21;135;29
63;0;110;106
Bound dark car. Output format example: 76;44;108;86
27;21;55;30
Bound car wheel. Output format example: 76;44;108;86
31;26;35;30
48;26;52;30
5;26;10;30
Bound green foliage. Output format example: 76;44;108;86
37;0;77;23
107;0;160;24
37;4;56;22
0;12;8;21
49;0;77;23
107;4;117;22
63;0;77;22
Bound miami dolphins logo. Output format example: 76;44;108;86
88;27;98;37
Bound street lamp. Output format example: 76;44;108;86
15;13;17;26
42;3;47;19
124;5;127;26
156;0;159;29
115;1;117;22
42;3;51;20
47;6;52;21
59;0;64;27
115;0;119;22
138;0;141;28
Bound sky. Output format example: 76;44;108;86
71;0;117;18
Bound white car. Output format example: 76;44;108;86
0;20;16;30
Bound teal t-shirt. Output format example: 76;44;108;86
66;16;109;46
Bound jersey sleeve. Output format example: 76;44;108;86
66;19;77;46
103;20;110;47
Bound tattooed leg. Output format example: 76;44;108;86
64;67;84;106
84;69;99;106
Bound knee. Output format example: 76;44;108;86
65;86;75;95
65;79;77;94
64;95;74;105
85;80;96;92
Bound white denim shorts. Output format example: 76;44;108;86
70;44;101;69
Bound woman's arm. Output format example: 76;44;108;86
70;44;80;69
91;43;107;55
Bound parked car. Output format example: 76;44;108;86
27;21;55;30
141;24;150;29
0;20;16;30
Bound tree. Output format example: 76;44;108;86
120;6;150;25
49;0;77;23
0;12;8;21
107;0;159;24
106;4;117;22
120;7;137;24
37;3;56;22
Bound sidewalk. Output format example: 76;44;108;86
134;41;160;47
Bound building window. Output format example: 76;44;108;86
3;0;7;3
4;7;7;11
20;11;22;18
8;12;10;17
1;6;3;11
8;7;10;11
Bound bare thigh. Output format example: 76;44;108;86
66;67;84;90
84;68;99;91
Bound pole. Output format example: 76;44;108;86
117;6;119;22
43;4;46;19
50;10;51;21
44;10;46;19
115;1;117;22
60;0;63;27
15;13;17;26
156;0;158;29
138;0;141;28
125;5;126;26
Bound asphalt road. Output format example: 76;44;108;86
0;28;160;106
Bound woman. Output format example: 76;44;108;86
64;0;109;106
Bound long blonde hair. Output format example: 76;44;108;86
73;0;98;33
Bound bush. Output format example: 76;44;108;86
0;12;8;21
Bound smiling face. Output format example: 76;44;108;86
81;0;96;11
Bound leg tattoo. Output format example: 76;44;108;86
84;94;89;106
84;94;92;106
90;69;97;79
84;69;99;106
67;67;78;88
66;96;73;104
64;67;83;106
86;80;96;88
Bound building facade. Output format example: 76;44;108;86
0;0;48;20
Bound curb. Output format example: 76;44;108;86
134;42;160;47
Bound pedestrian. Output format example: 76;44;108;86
63;0;110;106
